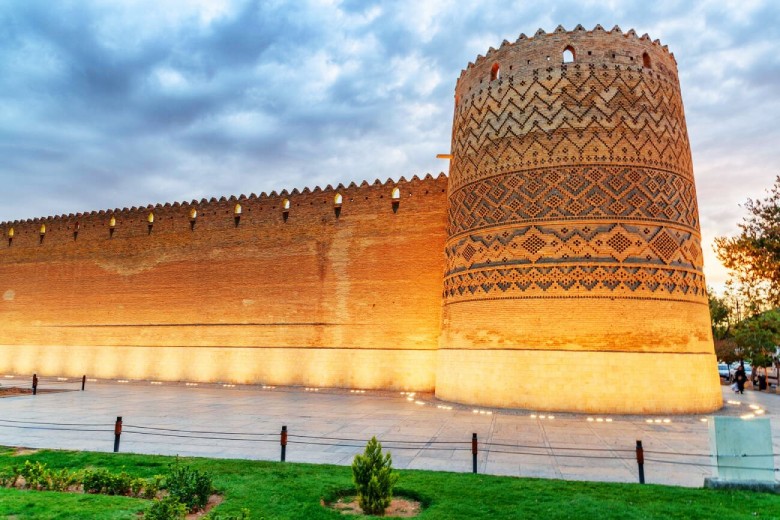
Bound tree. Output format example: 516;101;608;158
715;175;780;312
707;287;731;339
352;437;398;516
714;338;739;365
733;309;780;367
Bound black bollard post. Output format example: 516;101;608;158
81;375;86;391
472;433;478;474
32;373;38;396
113;416;123;453
636;440;645;484
280;425;288;462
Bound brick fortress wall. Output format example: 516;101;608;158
0;175;447;390
436;25;722;413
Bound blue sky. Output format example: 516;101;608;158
1;0;779;289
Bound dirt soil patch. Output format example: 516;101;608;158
186;494;223;519
12;448;40;457
0;387;66;398
324;496;421;517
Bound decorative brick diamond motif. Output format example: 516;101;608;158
650;230;678;262
607;232;632;254
521;235;546;254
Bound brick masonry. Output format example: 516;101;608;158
438;25;722;413
0;25;722;413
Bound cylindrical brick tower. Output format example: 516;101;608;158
436;25;722;413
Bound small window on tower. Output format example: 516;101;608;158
490;63;500;81
642;52;651;69
563;46;575;63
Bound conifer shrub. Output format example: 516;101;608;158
166;457;214;511
351;436;398;516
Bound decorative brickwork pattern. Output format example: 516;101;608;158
437;26;721;414
444;27;703;306
447;166;699;236
449;64;692;193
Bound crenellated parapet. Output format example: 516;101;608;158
457;24;677;86
0;173;448;250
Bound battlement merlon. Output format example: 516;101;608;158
456;25;678;90
0;172;448;235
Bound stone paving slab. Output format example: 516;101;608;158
0;376;778;487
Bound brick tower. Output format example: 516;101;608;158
436;25;722;413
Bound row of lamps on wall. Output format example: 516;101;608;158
5;189;406;244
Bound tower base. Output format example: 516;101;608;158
436;348;722;414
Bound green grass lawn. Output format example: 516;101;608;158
0;446;778;519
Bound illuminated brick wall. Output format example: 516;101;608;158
0;176;447;390
437;25;722;413
0;25;722;414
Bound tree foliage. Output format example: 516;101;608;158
352;437;398;516
707;287;731;339
714;338;740;365
733;309;780;367
714;175;780;312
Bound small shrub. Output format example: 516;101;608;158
143;474;165;499
0;472;16;487
49;467;79;492
130;477;145;497
166;458;213;511
147;496;187;520
82;468;134;495
82;468;113;494
107;470;134;495
352;437;399;516
19;461;49;490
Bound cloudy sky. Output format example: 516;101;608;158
1;0;778;290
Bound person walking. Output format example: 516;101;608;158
757;365;767;391
735;363;747;394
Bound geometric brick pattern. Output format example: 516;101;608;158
449;62;692;193
444;265;706;303
444;222;705;302
445;30;705;306
447;166;699;236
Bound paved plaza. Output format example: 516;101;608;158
0;376;778;488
